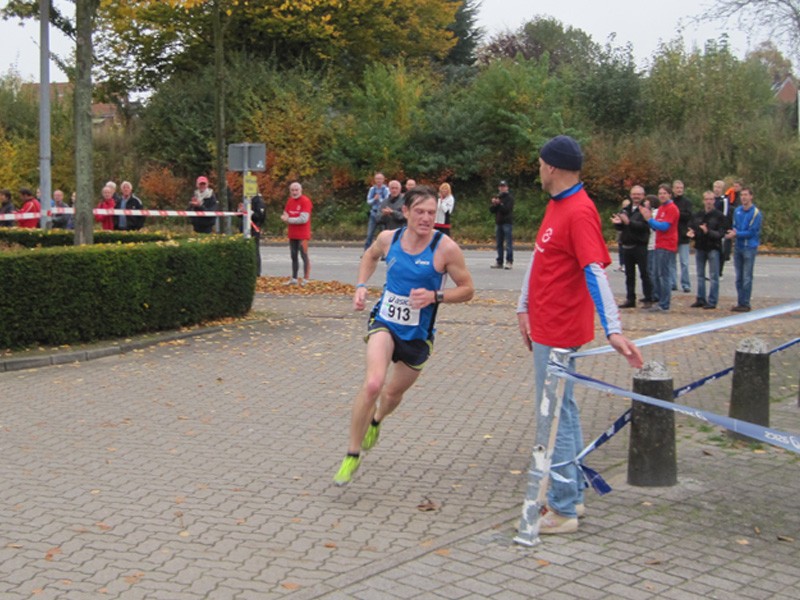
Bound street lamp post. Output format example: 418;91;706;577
38;0;52;229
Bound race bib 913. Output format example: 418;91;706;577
379;293;420;326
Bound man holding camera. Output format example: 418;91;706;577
490;180;514;269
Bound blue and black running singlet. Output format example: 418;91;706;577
373;229;445;341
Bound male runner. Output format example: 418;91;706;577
334;186;475;485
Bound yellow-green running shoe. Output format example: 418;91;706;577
333;455;362;486
361;422;381;451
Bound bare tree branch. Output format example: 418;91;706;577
693;0;800;61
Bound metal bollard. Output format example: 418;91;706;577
729;337;770;441
628;361;677;487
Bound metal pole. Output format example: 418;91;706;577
514;348;571;547
38;0;52;230
242;147;251;239
243;170;252;240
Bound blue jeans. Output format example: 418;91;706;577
695;249;720;307
647;249;658;301
734;247;757;308
669;251;678;290
533;343;584;518
678;243;691;291
495;223;513;266
654;249;675;310
364;212;379;250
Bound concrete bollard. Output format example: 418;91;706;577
628;361;677;487
729;337;770;441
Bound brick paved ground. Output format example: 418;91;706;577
1;285;798;599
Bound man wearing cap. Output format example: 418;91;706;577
489;180;514;269
188;176;219;234
516;135;642;534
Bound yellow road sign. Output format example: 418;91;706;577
244;172;258;198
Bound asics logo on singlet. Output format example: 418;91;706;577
415;259;431;266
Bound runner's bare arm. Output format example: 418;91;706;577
442;244;474;303
421;238;474;306
354;230;391;311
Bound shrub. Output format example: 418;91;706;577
0;234;256;349
138;166;192;209
0;229;171;248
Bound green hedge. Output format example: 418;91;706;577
0;229;171;248
0;235;257;349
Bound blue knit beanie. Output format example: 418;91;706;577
540;135;583;171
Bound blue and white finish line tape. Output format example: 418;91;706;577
572;301;800;358
552;364;800;456
548;302;800;495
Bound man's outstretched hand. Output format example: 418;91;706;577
608;333;643;369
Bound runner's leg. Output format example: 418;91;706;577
348;331;394;454
374;360;422;422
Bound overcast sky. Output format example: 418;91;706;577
0;0;769;83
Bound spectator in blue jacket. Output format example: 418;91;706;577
364;172;389;250
725;186;762;312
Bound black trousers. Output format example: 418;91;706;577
290;239;310;279
252;231;262;276
719;238;732;276
623;244;653;304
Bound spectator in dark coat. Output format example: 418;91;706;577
612;185;653;308
490;180;514;269
687;191;727;309
188;176;219;234
114;181;146;231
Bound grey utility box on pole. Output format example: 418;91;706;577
228;143;266;239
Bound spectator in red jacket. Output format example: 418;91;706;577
95;185;116;231
15;188;40;228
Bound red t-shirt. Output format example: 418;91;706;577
285;195;313;240
95;198;115;231
528;187;610;348
654;200;679;252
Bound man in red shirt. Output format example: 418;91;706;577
639;184;679;311
516;135;642;534
15;188;40;228
280;182;313;286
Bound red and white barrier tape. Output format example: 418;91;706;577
1;212;41;221
1;208;245;221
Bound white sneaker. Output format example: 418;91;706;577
284;278;298;286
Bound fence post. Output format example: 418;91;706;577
729;337;770;441
628;361;677;487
